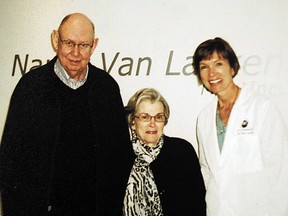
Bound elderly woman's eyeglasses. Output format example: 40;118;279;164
134;113;166;122
59;35;93;50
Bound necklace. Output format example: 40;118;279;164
216;110;226;135
217;86;240;125
216;86;240;133
218;86;240;109
232;86;240;105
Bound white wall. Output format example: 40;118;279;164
1;0;288;150
1;1;288;214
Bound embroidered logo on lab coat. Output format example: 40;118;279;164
241;120;248;128
237;119;253;135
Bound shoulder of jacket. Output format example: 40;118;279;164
164;135;194;149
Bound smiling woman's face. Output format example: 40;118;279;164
132;100;165;147
199;51;235;95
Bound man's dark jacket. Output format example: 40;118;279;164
0;57;134;215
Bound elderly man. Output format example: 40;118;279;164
0;13;133;215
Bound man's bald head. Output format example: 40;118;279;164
58;13;95;37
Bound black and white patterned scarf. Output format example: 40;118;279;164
123;132;164;216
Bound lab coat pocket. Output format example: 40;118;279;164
233;135;263;174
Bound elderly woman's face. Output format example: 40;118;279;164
132;100;165;147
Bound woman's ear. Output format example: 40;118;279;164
231;68;236;77
131;121;136;130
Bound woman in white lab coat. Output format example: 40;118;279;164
192;37;288;216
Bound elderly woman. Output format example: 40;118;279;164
123;88;206;216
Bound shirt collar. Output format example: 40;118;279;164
54;58;89;89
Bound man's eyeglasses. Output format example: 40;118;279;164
134;113;166;122
59;35;93;50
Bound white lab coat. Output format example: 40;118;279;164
197;84;288;216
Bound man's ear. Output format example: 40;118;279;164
90;37;99;55
51;30;59;52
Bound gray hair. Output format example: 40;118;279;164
125;88;170;127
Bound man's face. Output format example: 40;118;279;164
53;15;98;81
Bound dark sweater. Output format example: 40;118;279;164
0;57;134;216
151;135;206;216
51;77;98;215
